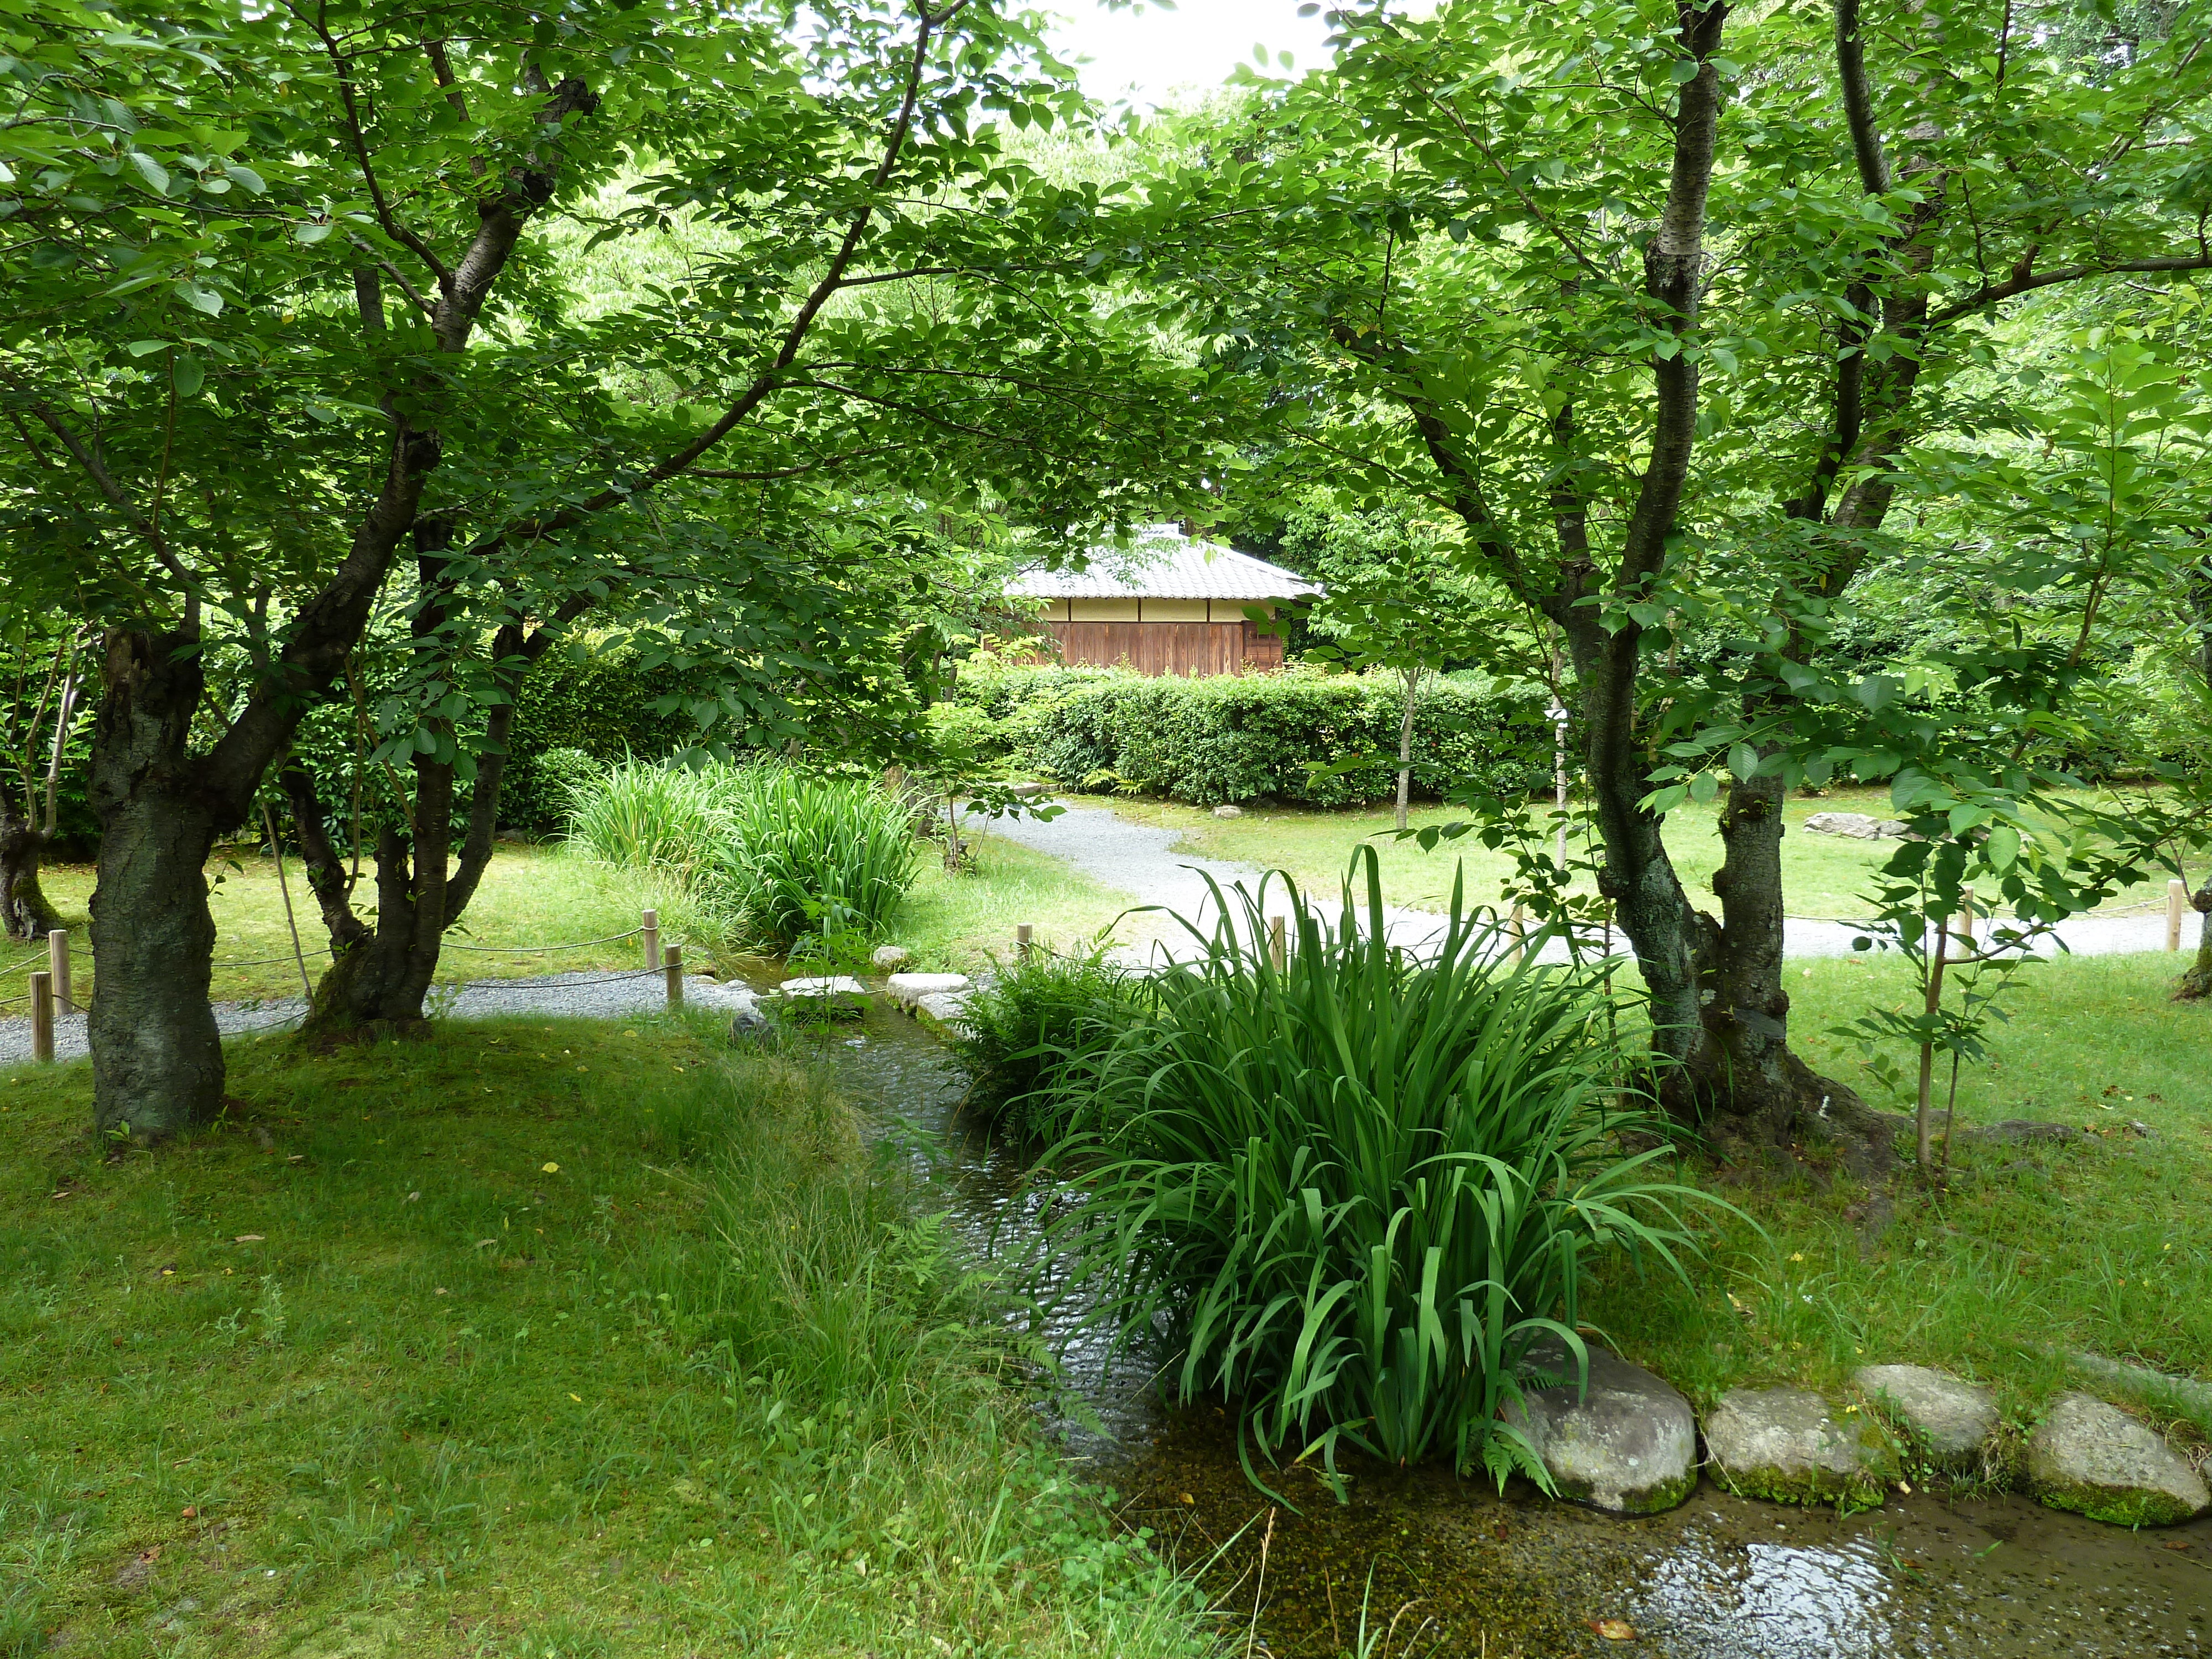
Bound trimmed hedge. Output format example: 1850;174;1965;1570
952;665;1552;808
502;653;695;831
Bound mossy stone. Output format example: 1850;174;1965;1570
1702;1387;1893;1509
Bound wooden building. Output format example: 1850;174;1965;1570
1008;527;1319;676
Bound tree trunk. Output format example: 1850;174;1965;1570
0;810;61;941
1395;662;1423;833
2179;884;2212;1001
86;629;224;1139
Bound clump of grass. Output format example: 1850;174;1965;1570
562;760;922;953
713;764;921;950
1046;848;1714;1493
562;754;733;883
946;937;1145;1137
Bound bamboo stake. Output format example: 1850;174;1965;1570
664;943;684;1008
1268;914;1287;973
48;928;71;1016
264;804;315;1001
1955;884;1976;953
1509;901;1527;966
29;969;53;1063
1015;922;1034;960
2171;879;2189;952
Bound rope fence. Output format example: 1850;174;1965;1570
2;953;45;976
6;908;693;1063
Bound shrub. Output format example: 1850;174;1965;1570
713;765;922;950
946;940;1145;1138
502;651;695;830
1043;849;1713;1491
952;663;1551;807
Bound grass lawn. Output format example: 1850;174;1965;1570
1074;785;2184;921
0;1018;1209;1658
889;833;1143;972
1584;948;2212;1453
19;836;1140;1005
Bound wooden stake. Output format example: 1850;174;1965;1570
1955;884;1975;952
29;969;54;1063
1509;902;1527;966
641;909;661;971
48;928;71;1016
1016;922;1034;960
2170;879;2189;952
1268;914;1287;973
664;943;684;1007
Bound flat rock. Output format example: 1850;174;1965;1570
775;975;869;1002
912;991;972;1034
2028;1393;2209;1527
1212;804;1243;818
721;987;769;1032
1505;1337;1698;1515
1703;1388;1891;1507
870;945;912;971
886;972;971;1008
1803;811;1911;840
1854;1365;1999;1470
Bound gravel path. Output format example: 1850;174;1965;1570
983;800;2193;965
0;970;763;1067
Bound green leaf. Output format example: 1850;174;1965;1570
1689;771;1718;805
1728;742;1757;782
171;353;204;398
1983;825;2020;871
126;150;169;194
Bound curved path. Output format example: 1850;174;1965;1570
982;799;2192;965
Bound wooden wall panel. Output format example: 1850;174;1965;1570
1045;621;1263;676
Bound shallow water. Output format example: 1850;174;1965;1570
805;1000;2212;1659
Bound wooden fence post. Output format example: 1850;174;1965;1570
2171;879;2189;952
641;909;661;972
1268;914;1287;973
1957;885;1976;952
29;970;54;1063
664;943;684;1008
48;929;71;1016
1016;922;1034;960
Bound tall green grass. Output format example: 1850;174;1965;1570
1045;849;1713;1493
562;753;733;881
714;764;920;950
946;938;1146;1136
563;760;921;952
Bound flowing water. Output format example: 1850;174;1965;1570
800;1000;2212;1659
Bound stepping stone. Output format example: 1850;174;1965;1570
886;972;971;1008
774;975;870;1009
1505;1337;1698;1515
1802;811;1912;839
912;992;972;1035
2028;1393;2209;1527
722;987;769;1033
871;945;912;971
1854;1365;2000;1472
1703;1388;1892;1508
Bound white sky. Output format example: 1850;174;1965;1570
1042;0;1337;109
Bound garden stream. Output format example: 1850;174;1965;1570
802;1003;2212;1659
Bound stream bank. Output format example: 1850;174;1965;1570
794;995;2212;1658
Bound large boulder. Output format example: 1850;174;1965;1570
886;972;972;1009
1853;1365;1999;1473
1703;1388;1892;1507
1505;1338;1698;1515
2028;1394;2209;1527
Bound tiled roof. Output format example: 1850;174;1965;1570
1007;525;1321;602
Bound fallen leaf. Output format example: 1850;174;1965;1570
181;1506;197;1520
541;1162;560;1174
405;1191;421;1202
1592;1617;1637;1641
2165;1540;2192;1552
232;1234;264;1243
569;1392;583;1403
473;1239;498;1249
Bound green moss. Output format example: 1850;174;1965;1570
2036;1481;2203;1528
